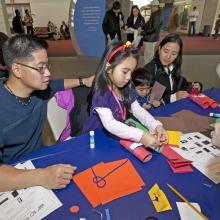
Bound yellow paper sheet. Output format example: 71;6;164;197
148;184;172;212
167;130;181;147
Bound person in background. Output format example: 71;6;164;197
24;9;34;35
213;14;220;40
168;6;179;33
216;63;220;79
211;122;220;148
82;41;168;149
132;67;160;110
12;9;25;34
60;21;70;39
47;21;60;40
144;33;202;104
0;32;9;78
142;0;162;64
102;1;124;43
188;6;199;36
125;5;145;47
0;34;94;192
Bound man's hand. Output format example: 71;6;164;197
83;75;95;87
39;164;77;189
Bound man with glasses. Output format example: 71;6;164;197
0;34;94;191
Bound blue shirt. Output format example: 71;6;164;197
134;91;151;107
0;79;64;163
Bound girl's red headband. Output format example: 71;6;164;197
107;41;132;63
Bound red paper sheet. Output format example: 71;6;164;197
120;139;152;163
73;159;145;207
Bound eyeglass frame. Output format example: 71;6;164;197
16;62;51;75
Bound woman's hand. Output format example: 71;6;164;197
154;125;169;145
176;90;189;100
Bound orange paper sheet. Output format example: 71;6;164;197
73;158;145;207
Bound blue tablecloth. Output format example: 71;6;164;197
13;88;220;220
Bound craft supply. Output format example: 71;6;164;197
90;130;95;149
120;140;152;163
69;205;80;213
105;208;111;220
92;208;103;219
148;183;172;212
73;158;145;208
209;113;220;118
167;184;208;220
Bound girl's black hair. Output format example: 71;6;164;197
154;33;183;79
132;67;151;87
129;5;141;18
90;41;139;111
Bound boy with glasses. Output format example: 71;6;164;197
0;34;94;191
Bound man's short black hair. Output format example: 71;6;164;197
2;34;48;71
112;1;121;10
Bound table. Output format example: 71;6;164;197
14;88;220;220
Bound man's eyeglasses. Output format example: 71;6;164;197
16;62;51;75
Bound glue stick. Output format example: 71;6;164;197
209;113;220;118
89;130;95;149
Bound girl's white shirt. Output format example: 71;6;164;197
95;100;162;142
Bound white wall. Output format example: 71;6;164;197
30;0;70;27
0;0;10;35
5;0;70;28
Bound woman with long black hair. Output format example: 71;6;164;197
144;33;202;104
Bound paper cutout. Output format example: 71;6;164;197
125;118;149;132
120;139;152;162
156;110;215;133
190;93;218;109
149;81;166;103
167;130;181;147
148;184;172;212
176;202;203;220
73;159;145;207
162;145;193;173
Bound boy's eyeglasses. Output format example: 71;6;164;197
16;62;51;75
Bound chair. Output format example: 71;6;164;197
47;96;67;141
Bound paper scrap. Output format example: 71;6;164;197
176;202;203;220
148;184;172;212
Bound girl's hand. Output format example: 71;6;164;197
154;125;169;145
176;91;189;100
140;133;157;149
